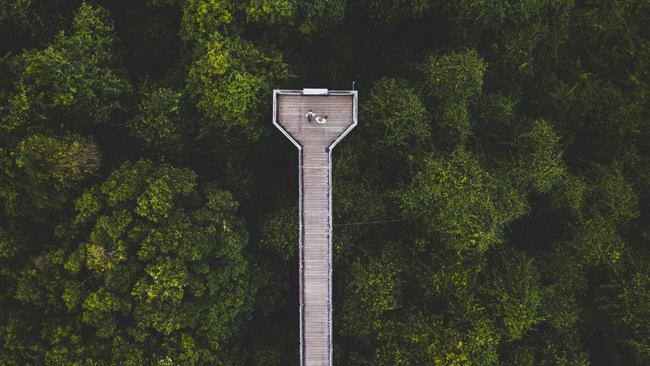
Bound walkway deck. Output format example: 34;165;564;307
273;89;357;366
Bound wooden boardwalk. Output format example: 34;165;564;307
273;90;357;366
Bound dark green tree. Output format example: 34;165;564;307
399;147;527;254
127;87;184;158
1;3;130;136
1;159;254;364
419;49;486;148
0;133;100;218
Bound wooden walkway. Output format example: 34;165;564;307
273;90;357;366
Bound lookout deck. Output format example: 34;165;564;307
273;89;357;366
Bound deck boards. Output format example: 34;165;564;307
274;91;356;366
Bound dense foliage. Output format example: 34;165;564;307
1;1;649;365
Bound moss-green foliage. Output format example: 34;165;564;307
598;255;650;363
486;249;542;341
420;49;486;147
127;87;184;157
360;0;432;25
181;0;236;42
181;0;344;45
340;243;403;338
2;3;130;134
399;148;527;253
512;118;566;194
1;0;650;365
10;159;253;364
180;0;289;145
186;36;288;141
362;77;431;155
0;134;100;217
259;206;297;261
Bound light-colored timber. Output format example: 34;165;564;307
273;89;357;366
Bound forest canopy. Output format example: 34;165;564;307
1;0;649;365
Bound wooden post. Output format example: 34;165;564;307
273;89;357;366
